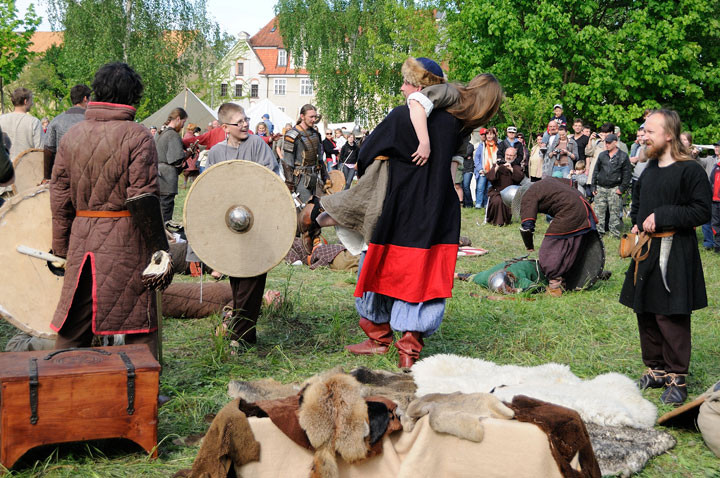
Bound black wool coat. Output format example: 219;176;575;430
619;160;711;315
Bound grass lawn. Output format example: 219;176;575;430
1;184;719;476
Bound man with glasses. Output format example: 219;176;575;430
205;102;279;344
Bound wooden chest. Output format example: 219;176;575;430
0;345;161;470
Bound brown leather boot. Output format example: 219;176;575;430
395;331;424;371
345;318;393;355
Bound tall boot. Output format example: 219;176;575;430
395;331;424;371
345;318;393;355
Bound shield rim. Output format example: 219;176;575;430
183;159;296;277
11;148;45;195
0;185;59;338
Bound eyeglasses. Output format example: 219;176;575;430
225;118;249;126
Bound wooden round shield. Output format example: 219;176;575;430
183;160;296;277
0;185;61;338
327;170;346;194
12;148;45;194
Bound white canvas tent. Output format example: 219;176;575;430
141;88;217;129
242;98;294;133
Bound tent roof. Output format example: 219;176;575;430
226;98;294;132
141;88;217;129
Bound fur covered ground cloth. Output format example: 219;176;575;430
412;354;657;428
227;366;674;476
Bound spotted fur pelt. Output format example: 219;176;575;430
586;424;676;477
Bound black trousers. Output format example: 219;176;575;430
712;201;720;246
636;312;691;374
55;262;158;358
228;273;267;343
160;193;176;223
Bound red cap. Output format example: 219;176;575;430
478;127;488;134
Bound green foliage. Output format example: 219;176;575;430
46;0;230;119
0;0;40;92
275;0;441;125
10;45;69;118
442;0;720;142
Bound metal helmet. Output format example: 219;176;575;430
488;269;516;294
500;185;520;208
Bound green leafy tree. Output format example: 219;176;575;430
276;0;440;125
47;0;227;119
0;0;40;111
442;0;720;142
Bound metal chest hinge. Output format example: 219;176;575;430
118;352;135;415
29;358;39;425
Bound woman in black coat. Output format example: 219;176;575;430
339;133;359;189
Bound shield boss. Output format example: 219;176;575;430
183;160;296;277
0;185;61;338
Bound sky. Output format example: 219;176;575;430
13;0;278;38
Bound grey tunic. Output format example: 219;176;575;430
44;107;86;152
206;136;280;175
155;128;185;195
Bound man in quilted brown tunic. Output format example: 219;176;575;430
49;63;160;356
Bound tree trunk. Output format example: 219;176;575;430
123;0;133;63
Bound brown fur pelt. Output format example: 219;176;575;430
228;367;416;410
298;372;370;478
401;57;445;88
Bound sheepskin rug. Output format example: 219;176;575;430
412;354;657;429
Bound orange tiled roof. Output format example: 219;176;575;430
28;31;64;53
249;17;284;48
254;48;309;76
249;17;308;75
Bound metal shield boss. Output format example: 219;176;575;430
12;148;44;194
0;185;61;338
183;160;296;277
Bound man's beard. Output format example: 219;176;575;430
646;141;667;159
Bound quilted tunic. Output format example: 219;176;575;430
50;102;160;334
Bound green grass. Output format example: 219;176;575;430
2;186;719;476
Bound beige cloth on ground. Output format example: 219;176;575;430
320;159;389;254
237;414;577;478
699;389;720;458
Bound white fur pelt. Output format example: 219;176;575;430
412;354;657;429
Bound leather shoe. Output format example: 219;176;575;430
395;331;424;371
661;373;688;406
638;368;666;389
345;318;393;355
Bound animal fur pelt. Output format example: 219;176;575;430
174;398;260;478
586;424;675;477
412;354;657;429
404;392;515;441
298;372;370;478
228;377;301;402
228;367;417;411
401;57;445;88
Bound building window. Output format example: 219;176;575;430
274;79;286;96
278;49;287;67
236;62;244;76
234;83;242;97
251;84;259;98
220;83;228;97
300;78;313;96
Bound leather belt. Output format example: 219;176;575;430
76;210;131;218
631;230;675;284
